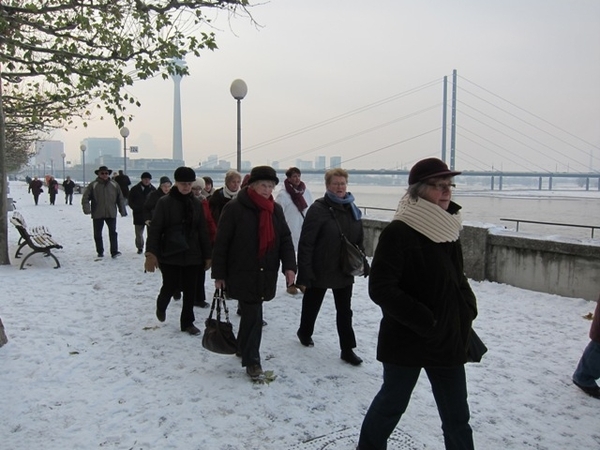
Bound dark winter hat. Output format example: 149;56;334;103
408;158;462;185
247;165;279;185
140;172;152;180
173;166;196;182
94;165;112;175
159;176;172;185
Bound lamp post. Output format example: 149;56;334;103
80;144;87;187
120;126;130;174
230;79;247;172
61;152;66;180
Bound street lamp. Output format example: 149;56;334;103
120;126;130;174
61;152;66;180
80;144;87;187
230;79;247;172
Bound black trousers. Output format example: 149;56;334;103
156;263;201;330
298;284;357;351
237;301;263;367
93;218;118;256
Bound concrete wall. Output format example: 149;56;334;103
362;218;600;301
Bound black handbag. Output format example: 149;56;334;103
466;329;488;363
202;289;238;355
330;208;370;277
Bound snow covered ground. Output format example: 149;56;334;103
1;180;599;450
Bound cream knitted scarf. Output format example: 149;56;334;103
392;196;462;243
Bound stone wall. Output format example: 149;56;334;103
362;218;600;301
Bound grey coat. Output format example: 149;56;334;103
81;178;127;219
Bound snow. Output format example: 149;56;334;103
1;181;599;450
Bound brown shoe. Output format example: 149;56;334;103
296;284;306;294
286;284;299;295
246;364;263;379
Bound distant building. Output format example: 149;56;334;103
330;156;342;168
315;155;326;170
35;140;64;165
34;140;64;176
83;138;120;165
295;159;313;170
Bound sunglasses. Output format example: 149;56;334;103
99;172;109;175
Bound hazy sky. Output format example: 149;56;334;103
52;0;600;173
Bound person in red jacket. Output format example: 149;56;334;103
572;294;600;399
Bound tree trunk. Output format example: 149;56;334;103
0;75;11;266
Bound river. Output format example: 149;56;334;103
303;182;600;241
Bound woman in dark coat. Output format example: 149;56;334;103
208;169;241;225
296;168;365;366
144;167;212;336
48;176;59;205
143;176;171;225
358;158;477;450
211;166;296;379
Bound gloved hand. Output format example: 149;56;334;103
144;252;159;273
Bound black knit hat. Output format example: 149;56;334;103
159;176;172;185
173;166;196;182
140;172;152;179
247;165;279;185
408;158;461;185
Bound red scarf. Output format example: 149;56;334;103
247;187;276;258
284;178;308;213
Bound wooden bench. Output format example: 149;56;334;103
10;212;63;270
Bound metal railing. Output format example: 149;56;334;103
357;206;395;215
500;218;599;238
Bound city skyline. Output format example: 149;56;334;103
47;1;599;173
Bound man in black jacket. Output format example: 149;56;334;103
128;172;156;254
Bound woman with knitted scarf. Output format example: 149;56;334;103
358;158;478;450
211;166;296;379
144;167;213;336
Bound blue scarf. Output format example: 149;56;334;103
325;191;362;221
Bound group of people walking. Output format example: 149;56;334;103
21;156;598;450
27;175;75;205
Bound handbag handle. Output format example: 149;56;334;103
208;288;231;324
329;207;348;240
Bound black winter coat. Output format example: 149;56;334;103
297;197;365;289
208;188;233;225
211;188;296;303
143;189;166;223
145;187;212;266
369;215;477;367
129;182;156;225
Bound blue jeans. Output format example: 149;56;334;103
93;218;118;256
358;363;474;450
573;340;600;388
